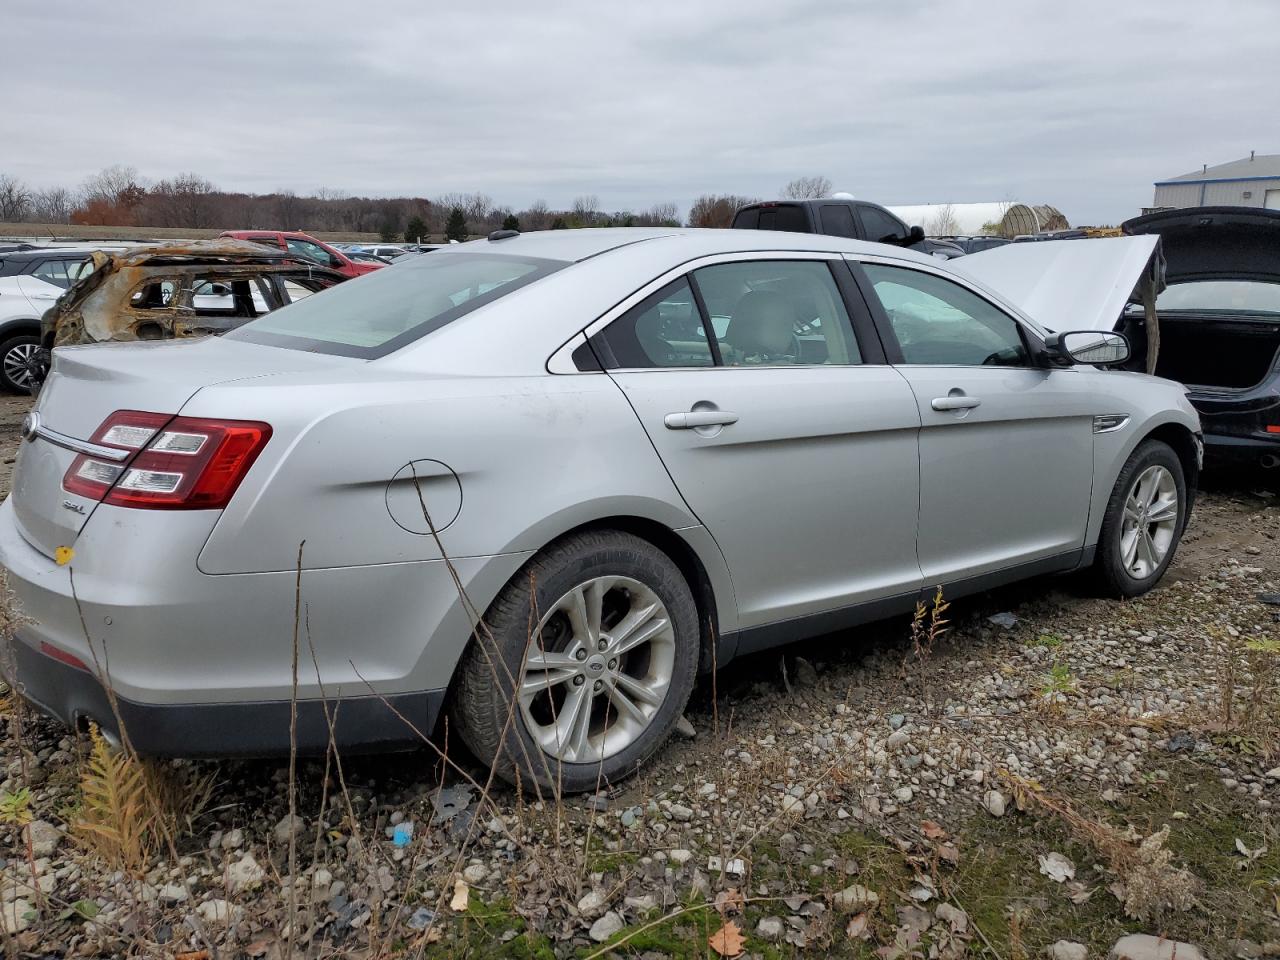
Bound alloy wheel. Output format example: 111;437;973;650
3;342;38;391
518;576;675;764
1119;464;1179;578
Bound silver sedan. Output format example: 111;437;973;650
0;228;1200;790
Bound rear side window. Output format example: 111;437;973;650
228;252;565;358
819;204;858;238
756;205;810;233
599;278;713;368
31;259;86;288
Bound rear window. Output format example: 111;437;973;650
1156;280;1280;317
226;252;566;358
756;205;810;233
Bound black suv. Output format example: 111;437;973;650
730;199;965;258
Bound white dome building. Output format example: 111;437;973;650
886;202;1069;237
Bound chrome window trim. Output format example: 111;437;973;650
33;424;130;462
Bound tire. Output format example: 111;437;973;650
451;530;699;792
1095;439;1187;598
0;334;40;395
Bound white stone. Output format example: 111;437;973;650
756;916;784;941
830;884;880;913
226;853;265;893
27;820;62;858
1049;941;1088;960
158;883;189;903
576;890;607;918
668;849;693;866
1109;934;1207;960
1;899;31;934
589;910;624;942
196;898;235;925
983;791;1007;817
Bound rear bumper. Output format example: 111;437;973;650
1188;389;1280;464
3;632;444;757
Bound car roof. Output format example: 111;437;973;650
0;247;98;262
459;227;942;266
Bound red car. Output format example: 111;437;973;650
218;230;383;278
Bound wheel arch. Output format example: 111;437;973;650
1142;421;1201;516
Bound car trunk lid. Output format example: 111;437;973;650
11;336;350;558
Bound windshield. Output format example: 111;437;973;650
227;251;566;358
1156;280;1280;317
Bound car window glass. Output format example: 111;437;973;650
694;260;860;365
66;258;95;282
192;277;273;316
859;206;908;243
31;259;75;288
600;277;712;368
819;205;858;239
1155;280;1280;317
281;280;317;304
129;280;178;309
286;238;340;268
863;263;1029;366
228;252;563;358
756;205;809;232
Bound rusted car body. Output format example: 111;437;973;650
40;240;346;350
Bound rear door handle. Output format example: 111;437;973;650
664;410;739;429
931;396;982;411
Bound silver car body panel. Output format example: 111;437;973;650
0;228;1201;743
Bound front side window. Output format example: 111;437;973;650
286;237;340;268
598;260;861;368
863;263;1030;366
228;252;565;358
859;206;908;244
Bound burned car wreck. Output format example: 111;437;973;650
38;239;346;356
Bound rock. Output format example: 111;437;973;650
196;899;235;925
463;863;488;884
667;803;693;822
668;849;693;866
893;786;914;804
983;791;1007;817
589;910;624;942
585;793;609;812
757;916;785;941
780;795;805;817
793;657;819;686
673;716;696;738
1038;852;1076;883
273;814;306;845
1226;942;1261;960
936;902;968;932
27;820;62;858
830;884;879;913
624;894;656;912
408;906;435;930
888;714;906;730
1109;934;1207;960
220;828;244;850
1049;941;1088;960
887;730;910;750
158;883;188;903
1;898;31;934
988;612;1018;629
226;853;265;893
577;890;607;918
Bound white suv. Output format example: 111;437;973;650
0;248;96;392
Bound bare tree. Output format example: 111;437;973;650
146;173;219;228
0;174;32;221
31;186;74;223
926;203;959;236
644;201;680;226
780;175;833;200
523;199;550;231
687;194;757;228
572;195;599;225
80;164;143;205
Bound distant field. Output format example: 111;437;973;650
0;222;385;243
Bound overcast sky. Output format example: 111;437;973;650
6;0;1278;225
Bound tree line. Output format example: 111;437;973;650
0;167;835;239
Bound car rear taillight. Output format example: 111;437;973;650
63;410;272;510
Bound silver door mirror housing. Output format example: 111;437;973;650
1047;330;1131;366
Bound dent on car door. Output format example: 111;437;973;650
853;259;1097;585
595;256;923;634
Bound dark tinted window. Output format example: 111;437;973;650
731;208;759;229
819;204;858;239
600;277;713;368
757;205;811;233
228;252;565;359
858;206;908;243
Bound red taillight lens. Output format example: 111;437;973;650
1267;425;1280;434
62;411;272;510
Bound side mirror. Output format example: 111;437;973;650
908;225;926;243
209;283;232;297
1046;330;1131;366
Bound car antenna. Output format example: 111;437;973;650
487;229;520;241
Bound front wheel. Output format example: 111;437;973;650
451;530;699;792
1095;439;1187;597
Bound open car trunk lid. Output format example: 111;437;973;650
950;235;1163;335
1122;207;1280;285
11;336;349;558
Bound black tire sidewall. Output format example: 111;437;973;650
1097;440;1186;597
0;334;39;394
455;531;699;792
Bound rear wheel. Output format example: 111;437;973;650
0;334;40;394
1095;439;1187;597
451;530;699;792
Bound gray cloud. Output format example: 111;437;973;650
6;0;1278;224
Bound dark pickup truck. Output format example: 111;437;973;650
730;198;965;258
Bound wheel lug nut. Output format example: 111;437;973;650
573;675;585;686
593;680;603;691
597;639;607;651
608;659;617;670
575;650;587;661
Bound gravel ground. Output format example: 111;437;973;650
0;391;1277;958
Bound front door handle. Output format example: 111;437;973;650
664;410;739;430
931;396;981;412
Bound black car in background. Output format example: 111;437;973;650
938;235;1013;254
1121;207;1280;470
731;199;966;258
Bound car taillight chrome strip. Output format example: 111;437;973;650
32;423;131;461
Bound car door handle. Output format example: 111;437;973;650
931;396;982;411
664;410;739;430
